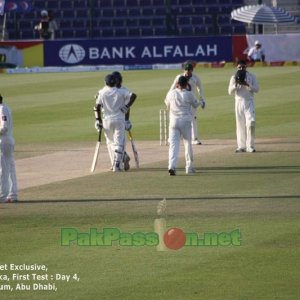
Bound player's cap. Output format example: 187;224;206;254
41;10;48;16
255;40;261;46
178;75;188;86
104;74;116;87
184;63;194;71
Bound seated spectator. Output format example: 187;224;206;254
247;40;266;62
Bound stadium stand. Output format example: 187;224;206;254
1;0;298;40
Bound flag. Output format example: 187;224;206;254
4;0;32;13
0;0;5;16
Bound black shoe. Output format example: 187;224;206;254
235;148;246;153
168;169;176;176
123;152;130;171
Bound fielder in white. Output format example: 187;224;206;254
94;74;136;172
0;94;18;202
165;76;202;175
228;60;259;153
169;62;205;145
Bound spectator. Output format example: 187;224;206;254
48;10;58;40
34;10;51;40
247;40;266;62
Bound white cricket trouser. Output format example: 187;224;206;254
191;107;199;141
168;118;193;171
0;143;18;201
235;100;256;150
106;134;128;167
103;119;125;167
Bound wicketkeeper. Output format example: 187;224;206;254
94;74;136;172
168;62;206;145
228;60;259;153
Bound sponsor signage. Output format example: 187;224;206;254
44;36;232;66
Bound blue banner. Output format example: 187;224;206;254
44;37;232;66
0;0;5;15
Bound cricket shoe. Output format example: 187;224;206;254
123;153;131;171
192;139;202;145
112;162;122;172
235;148;246;153
247;148;256;153
5;198;18;203
168;169;176;176
186;168;196;174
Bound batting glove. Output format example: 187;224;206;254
94;93;99;100
125;120;132;131
95;120;103;132
120;104;130;114
199;99;206;109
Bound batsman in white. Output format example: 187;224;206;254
0;94;18;202
94;74;136;172
168;62;205;145
112;71;137;171
228;60;259;153
165;76;202;175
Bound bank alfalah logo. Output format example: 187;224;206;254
59;44;86;64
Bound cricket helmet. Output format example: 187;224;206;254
178;75;188;86
112;71;122;86
104;74;116;87
184;63;194;71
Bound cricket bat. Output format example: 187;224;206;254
91;129;102;172
128;130;139;168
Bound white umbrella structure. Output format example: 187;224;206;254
231;4;295;25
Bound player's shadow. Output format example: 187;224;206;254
138;165;300;175
200;165;300;175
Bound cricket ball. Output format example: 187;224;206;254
163;227;186;250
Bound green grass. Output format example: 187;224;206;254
0;67;300;299
1;66;300;144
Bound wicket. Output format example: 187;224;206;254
159;109;168;146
